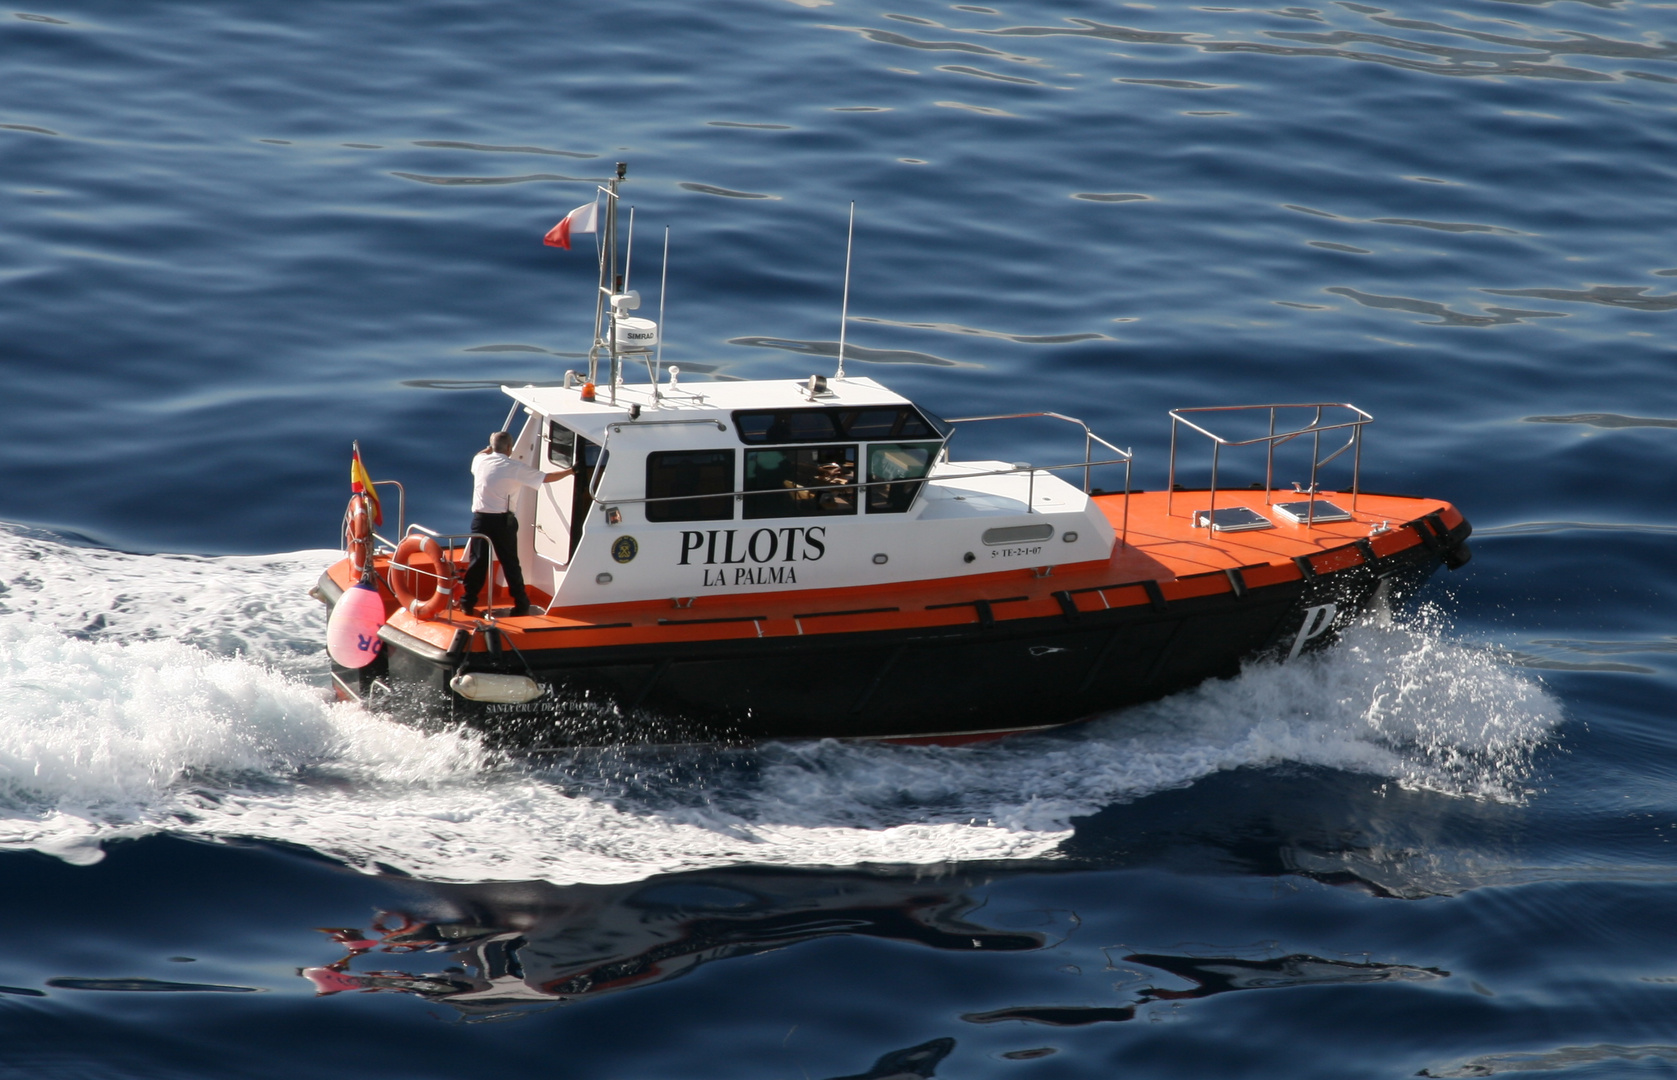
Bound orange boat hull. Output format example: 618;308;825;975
315;491;1471;746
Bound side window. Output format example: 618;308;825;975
896;410;937;439
735;412;776;444
645;449;735;522
547;421;576;468
733;407;941;444
784;411;840;442
743;445;858;519
866;442;939;513
842;409;902;440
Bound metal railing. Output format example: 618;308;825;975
945;411;1133;544
580;457;1134;538
576;409;1135;543
402;524;511;615
1166;403;1372;527
369;480;405;545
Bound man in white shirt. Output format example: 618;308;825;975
461;431;572;616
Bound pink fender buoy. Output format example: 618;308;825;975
326;582;388;668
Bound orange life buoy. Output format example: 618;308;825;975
389;535;458;621
344;494;374;579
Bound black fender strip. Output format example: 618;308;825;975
793;606;900;620
926;596;1028;628
1293;555;1317;579
1142;579;1168;612
1224;567;1248;600
1054;590;1080;621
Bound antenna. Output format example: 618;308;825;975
836;200;855;380
655;226;670;402
623;206;635;294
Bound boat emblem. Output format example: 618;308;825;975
611;536;639;564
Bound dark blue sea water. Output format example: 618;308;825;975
3;0;1676;1075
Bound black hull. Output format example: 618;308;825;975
331;518;1466;746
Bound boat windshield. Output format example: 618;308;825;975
733;406;939;445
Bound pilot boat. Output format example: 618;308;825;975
312;166;1472;746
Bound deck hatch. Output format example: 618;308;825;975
1192;506;1273;532
1273;499;1352;524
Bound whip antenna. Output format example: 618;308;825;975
655;226;669;400
836;200;854;380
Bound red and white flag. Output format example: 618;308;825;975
543;200;598;250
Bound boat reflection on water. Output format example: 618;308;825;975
963;952;1446;1027
300;868;1045;1019
298;859;1446;1027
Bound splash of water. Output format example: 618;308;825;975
0;525;1561;883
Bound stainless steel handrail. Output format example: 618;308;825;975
574;410;1133;546
393;525;508;616
944;410;1133;543
1166;403;1372;526
586;456;1132;507
371;479;405;541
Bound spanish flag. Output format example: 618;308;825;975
351;442;383;526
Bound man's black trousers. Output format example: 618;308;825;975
461;511;532;611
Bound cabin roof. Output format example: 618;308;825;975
502;376;915;443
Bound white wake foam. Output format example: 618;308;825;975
0;524;1563;884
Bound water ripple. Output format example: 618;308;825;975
411;140;597;158
1523;412;1677;429
1368;217;1522;235
389;172;594;186
1324;287;1567;327
729;336;967;367
678;182;778;199
826;24;1039;63
934;100;1017;116
968;14;1674;82
1116;78;1231;89
1422;1044;1677;1078
852;315;1109;344
938;64;1041;84
1483;285;1677;311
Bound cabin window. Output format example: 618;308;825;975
865;442;939;514
645;449;735;522
743;445;858;519
734;407;941;445
547;421;576;468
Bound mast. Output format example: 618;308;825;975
589;162;627;386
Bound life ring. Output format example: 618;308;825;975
389;535;458;621
344;494;375;579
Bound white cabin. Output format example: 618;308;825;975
497;374;1116;607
